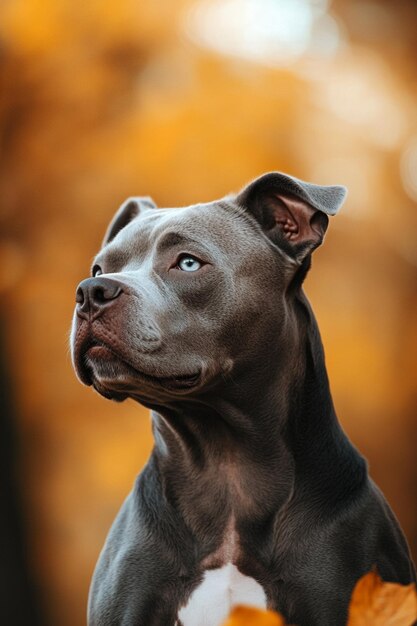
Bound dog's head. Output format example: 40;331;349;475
70;172;346;404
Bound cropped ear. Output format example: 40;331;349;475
102;196;157;247
236;172;347;262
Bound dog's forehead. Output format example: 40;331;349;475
104;201;263;259
140;202;250;243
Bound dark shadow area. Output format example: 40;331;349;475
0;318;44;626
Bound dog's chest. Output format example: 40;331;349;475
177;562;267;626
176;517;267;626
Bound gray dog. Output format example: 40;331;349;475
71;172;416;626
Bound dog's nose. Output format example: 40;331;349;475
76;277;123;320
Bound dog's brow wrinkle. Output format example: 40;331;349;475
156;231;201;253
96;246;130;270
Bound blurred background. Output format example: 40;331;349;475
0;0;416;624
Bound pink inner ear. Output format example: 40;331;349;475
275;204;299;241
274;194;327;245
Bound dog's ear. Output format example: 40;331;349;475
102;196;157;247
236;172;347;262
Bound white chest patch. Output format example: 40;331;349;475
177;562;267;626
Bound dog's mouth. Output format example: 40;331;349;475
76;338;202;393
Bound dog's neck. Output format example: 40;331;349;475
148;290;366;533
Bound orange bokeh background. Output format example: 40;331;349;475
0;1;416;624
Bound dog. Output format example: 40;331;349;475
71;172;416;626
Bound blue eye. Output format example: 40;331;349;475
177;256;202;272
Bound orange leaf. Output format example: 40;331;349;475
348;570;417;626
222;605;288;626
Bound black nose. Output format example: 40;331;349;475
76;277;123;320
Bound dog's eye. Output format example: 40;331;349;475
92;265;103;277
177;255;202;272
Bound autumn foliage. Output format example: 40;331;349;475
223;606;288;626
223;572;417;626
347;571;417;626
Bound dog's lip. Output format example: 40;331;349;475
81;340;202;391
